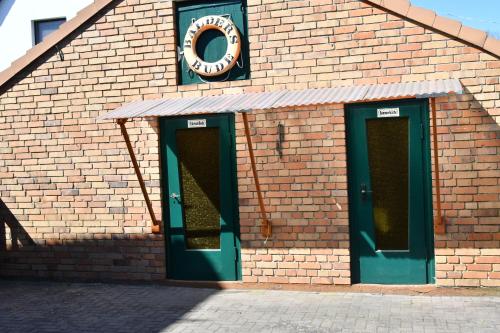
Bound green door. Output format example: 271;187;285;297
160;114;240;281
346;99;434;284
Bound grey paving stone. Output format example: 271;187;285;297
0;280;498;333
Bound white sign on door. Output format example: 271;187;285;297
187;119;207;128
377;108;400;118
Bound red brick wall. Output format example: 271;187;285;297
0;0;498;286
236;105;350;284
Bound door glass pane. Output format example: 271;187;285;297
366;117;409;250
176;128;220;249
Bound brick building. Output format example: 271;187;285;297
0;0;498;287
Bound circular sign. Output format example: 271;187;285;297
183;15;241;77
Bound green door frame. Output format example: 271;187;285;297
159;113;241;281
346;98;435;284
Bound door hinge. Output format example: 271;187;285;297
234;247;238;261
420;123;424;140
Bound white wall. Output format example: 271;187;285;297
0;0;93;71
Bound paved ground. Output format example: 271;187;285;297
0;280;498;333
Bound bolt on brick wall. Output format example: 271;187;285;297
0;0;498;285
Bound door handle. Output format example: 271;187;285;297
361;183;373;197
169;192;181;203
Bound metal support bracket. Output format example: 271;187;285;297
242;113;272;239
117;118;161;234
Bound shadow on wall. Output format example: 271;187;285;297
433;89;500;250
0;199;35;251
0;198;168;281
0;237;167;282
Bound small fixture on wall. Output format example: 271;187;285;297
55;45;64;61
276;123;285;158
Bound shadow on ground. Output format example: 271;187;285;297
1;279;499;333
0;279;218;333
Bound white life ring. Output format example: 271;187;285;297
183;15;241;77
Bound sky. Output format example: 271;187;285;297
412;0;500;38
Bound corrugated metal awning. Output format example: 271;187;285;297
98;79;462;120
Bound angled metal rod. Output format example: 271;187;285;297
242;112;271;238
117;118;160;234
431;98;445;234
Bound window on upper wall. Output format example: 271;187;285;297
176;0;250;85
33;18;66;45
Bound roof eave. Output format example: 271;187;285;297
361;0;500;59
0;0;118;90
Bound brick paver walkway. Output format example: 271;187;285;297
0;280;498;332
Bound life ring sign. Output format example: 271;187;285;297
183;15;242;77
